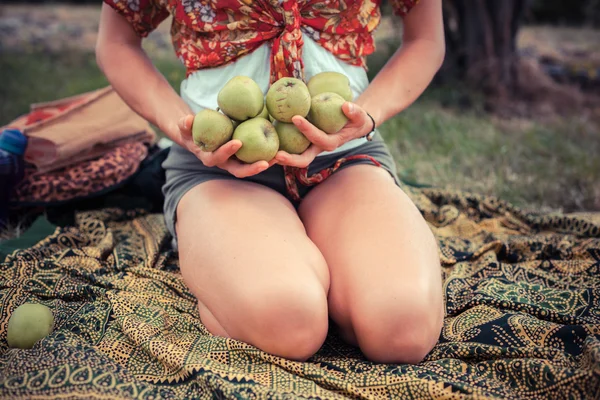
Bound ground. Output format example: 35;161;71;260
0;4;598;214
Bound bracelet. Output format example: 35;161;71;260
364;112;376;141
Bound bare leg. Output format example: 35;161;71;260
176;180;330;361
299;165;444;364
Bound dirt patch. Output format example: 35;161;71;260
518;26;600;92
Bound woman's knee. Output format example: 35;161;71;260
350;285;444;364
240;278;330;361
174;180;332;360
189;255;331;361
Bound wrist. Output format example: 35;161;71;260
157;107;193;145
352;100;379;141
363;112;377;141
354;98;383;128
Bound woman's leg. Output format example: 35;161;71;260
298;164;444;364
175;180;330;361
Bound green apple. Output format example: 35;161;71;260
217;76;264;121
266;77;311;123
233;117;280;163
308;92;349;134
274;120;311;154
7;303;54;349
258;103;269;119
307;71;353;101
192;109;234;152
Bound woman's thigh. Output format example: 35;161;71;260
175;179;330;361
298;164;444;364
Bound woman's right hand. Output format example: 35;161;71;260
97;5;270;179
177;115;273;178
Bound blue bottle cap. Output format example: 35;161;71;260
0;129;28;156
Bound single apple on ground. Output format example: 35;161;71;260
7;303;54;349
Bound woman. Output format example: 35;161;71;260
96;0;445;364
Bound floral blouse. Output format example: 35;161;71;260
103;0;419;82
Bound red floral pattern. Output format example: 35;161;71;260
103;0;419;80
284;154;382;202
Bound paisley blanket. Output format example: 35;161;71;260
1;186;599;399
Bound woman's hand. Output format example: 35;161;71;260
177;115;274;178
97;6;272;179
274;102;372;168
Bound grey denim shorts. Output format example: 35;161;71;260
161;132;400;240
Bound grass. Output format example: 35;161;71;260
379;88;600;212
0;46;598;215
0;51;186;125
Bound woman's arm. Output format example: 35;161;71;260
275;0;445;167
96;4;191;146
95;4;269;177
356;0;445;127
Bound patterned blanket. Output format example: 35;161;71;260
1;186;599;399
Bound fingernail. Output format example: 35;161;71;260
348;103;355;113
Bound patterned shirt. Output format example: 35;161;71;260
103;0;419;81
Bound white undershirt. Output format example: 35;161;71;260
180;32;370;156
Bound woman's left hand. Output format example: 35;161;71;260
273;102;373;168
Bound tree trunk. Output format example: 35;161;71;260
441;0;527;97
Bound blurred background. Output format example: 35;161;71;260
0;0;598;213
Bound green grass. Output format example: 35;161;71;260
0;51;186;126
1;50;598;214
379;86;600;212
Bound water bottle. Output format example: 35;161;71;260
0;129;28;226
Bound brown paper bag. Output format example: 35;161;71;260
2;86;156;173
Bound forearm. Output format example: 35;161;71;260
355;37;445;127
96;40;191;146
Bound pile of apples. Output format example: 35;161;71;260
192;71;353;163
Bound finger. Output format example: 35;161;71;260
178;115;195;145
291;116;339;152
275;145;322;168
178;114;195;134
193;140;241;167
341;102;367;126
224;159;269;178
205;140;242;166
341;102;373;139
